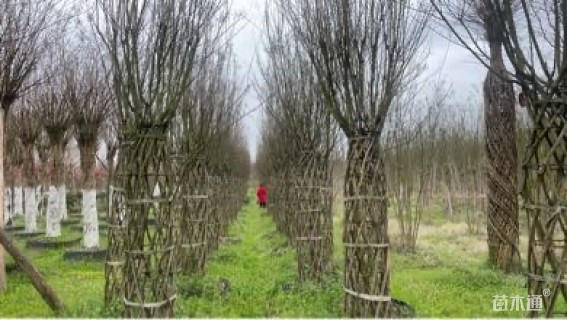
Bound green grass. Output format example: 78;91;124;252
0;190;564;317
176;202;342;317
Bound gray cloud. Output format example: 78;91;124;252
232;0;488;161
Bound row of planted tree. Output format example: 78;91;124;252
255;0;565;317
0;0;251;317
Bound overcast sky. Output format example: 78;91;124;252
230;0;487;162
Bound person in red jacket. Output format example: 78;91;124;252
256;183;268;208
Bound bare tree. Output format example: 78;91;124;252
66;48;112;250
4;114;24;225
173;40;238;275
384;83;444;252
259;4;338;282
280;0;429;316
31;62;72;238
432;0;567;315
0;0;63;292
93;0;229;316
10;101;42;235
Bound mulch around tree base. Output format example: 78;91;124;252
5;225;25;232
63;248;107;261
25;236;82;250
70;225;108;233
11;231;44;239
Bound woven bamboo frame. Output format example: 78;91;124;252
207;175;222;252
524;97;566;317
343;136;392;317
217;176;231;239
294;151;333;283
118;127;178;318
104;172;127;306
484;68;521;272
178;160;210;275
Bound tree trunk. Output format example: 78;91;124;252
4;164;13;225
80;140;99;249
21;143;38;234
0;109;6;292
14;187;23;216
0;227;65;313
46;143;64;237
343;136;392;317
58;185;67;220
484;42;521;273
82;189;98;248
105;145;116;220
24;187;38;232
4;188;10;225
46;186;60;237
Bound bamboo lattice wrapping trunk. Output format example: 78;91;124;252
524;96;567;317
343;136;392;317
207;176;221;252
119;126;178;317
179;160;209;275
104;184;126;307
295;151;332;283
484;59;521;273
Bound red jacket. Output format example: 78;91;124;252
256;185;267;203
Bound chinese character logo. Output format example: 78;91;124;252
493;295;508;312
493;293;546;312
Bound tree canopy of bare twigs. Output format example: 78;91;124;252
65;41;113;250
277;0;430;316
256;3;338;283
93;0;233;316
0;0;66;292
67;50;112;188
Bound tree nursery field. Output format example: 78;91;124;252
2;190;560;318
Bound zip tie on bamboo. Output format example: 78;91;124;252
344;243;389;248
343;287;391;302
296;236;323;241
184;194;208;199
105;261;125;266
293;186;332;190
348;135;379;141
123;294;177;309
126;245;176;255
298;209;322;213
107;224;126;228
343;196;387;201
127;198;172;205
181;242;207;248
522;204;567;212
526;273;567;285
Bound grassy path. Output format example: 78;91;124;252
176;192;342;317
